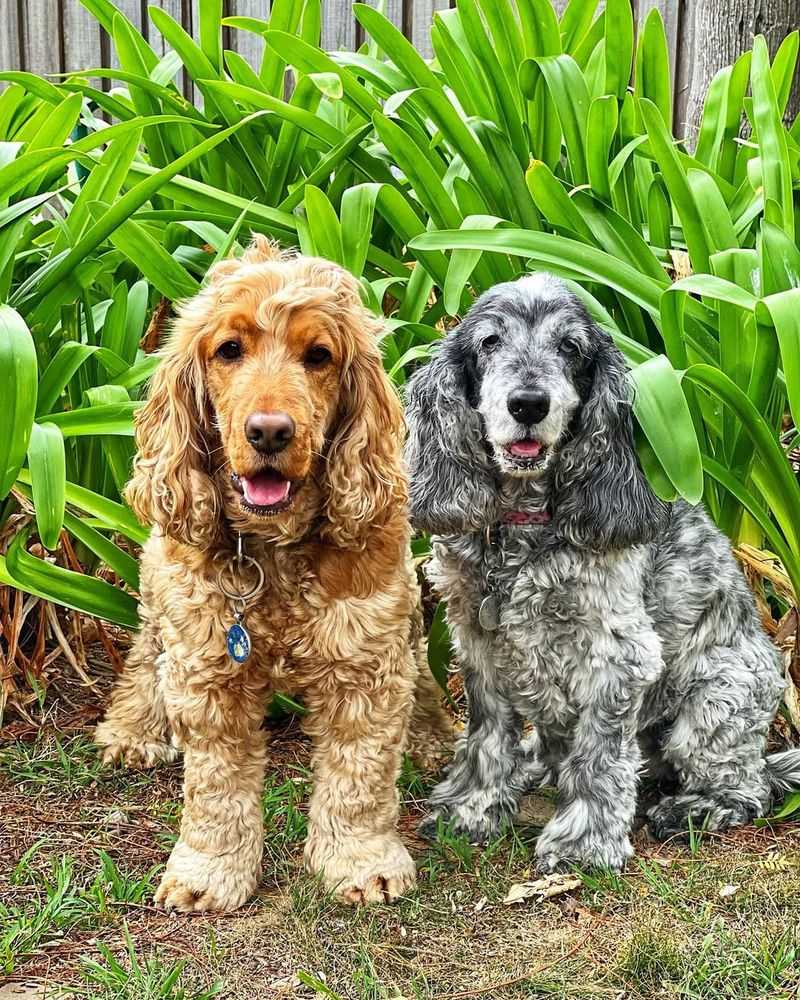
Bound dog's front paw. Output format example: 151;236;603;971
95;721;177;769
418;802;503;845
647;793;757;841
305;833;416;905
154;841;259;913
535;829;633;875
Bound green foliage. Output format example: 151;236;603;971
78;922;221;999
0;0;799;632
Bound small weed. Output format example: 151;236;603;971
398;755;429;797
25;670;47;714
635;859;715;926
288;872;338;926
352;943;391;1000
84;851;161;916
1;850;163;975
636;858;684;906
156;799;183;826
615;922;685;993
77;922;221;999
262;772;310;860
0;856;89;974
10;836;49;884
576;865;633;902
1;734;105;792
297;970;346;1000
687;811;710;856
686;925;800;998
421;819;476;875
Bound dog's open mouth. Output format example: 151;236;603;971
231;470;297;516
504;439;548;470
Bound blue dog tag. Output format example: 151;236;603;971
226;621;251;663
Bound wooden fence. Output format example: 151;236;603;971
0;1;715;132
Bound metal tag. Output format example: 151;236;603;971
478;594;500;632
226;621;251;663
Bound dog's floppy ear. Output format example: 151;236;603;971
125;329;221;547
404;338;498;535
552;326;667;551
321;279;406;550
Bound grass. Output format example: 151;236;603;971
4;704;800;999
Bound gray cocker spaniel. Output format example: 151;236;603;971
405;273;800;873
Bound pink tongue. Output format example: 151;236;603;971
241;472;290;506
509;440;542;458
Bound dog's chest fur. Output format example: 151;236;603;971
141;533;415;690
430;525;657;734
429;501;780;743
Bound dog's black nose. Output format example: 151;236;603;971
507;389;550;425
245;411;295;453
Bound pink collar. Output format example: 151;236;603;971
502;510;551;526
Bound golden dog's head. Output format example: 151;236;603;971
127;238;405;550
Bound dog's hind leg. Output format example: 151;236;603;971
95;621;177;768
648;642;784;840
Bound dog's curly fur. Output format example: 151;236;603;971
96;238;450;912
405;273;799;873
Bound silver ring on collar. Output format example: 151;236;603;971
217;553;264;601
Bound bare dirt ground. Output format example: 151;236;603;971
3;672;800;1000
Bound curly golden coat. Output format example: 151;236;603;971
95;239;450;912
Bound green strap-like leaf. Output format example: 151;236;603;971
639;98;712;274
27;422;66;551
630;356;703;504
340;184;379;279
634;7;671;130
13;113;269;307
105;213;200;302
302;185;344;265
37;403;142;437
15;468;148;544
604;0;633;100
5;528;139;628
755;289;800;433
0;305;37;499
683;364;800;554
750;34;794;239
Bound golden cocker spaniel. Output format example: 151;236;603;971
95;238;449;912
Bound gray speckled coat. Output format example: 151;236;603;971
405;274;798;873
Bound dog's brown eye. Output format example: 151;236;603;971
305;345;332;368
216;340;242;361
482;334;500;352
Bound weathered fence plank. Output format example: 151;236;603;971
228;0;268;73
149;0;186;57
322;0;357;50
410;0;449;58
676;0;800;142
16;0;63;78
0;1;20;79
383;0;405;30
62;0;104;74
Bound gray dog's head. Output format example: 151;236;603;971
404;274;667;549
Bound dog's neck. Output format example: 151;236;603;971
496;467;552;522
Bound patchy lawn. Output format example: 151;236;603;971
3;687;800;1000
